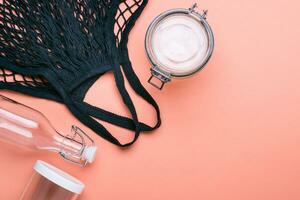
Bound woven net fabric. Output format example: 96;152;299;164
0;0;161;147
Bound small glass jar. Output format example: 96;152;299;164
20;160;85;200
145;4;214;89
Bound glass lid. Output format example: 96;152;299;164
146;9;214;77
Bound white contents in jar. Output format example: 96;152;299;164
151;14;209;76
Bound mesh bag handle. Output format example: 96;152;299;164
0;0;160;147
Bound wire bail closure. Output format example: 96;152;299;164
148;66;171;90
59;125;94;167
189;3;208;19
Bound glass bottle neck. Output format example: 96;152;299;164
54;126;96;166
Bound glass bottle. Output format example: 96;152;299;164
0;94;97;166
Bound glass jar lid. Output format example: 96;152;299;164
145;4;214;89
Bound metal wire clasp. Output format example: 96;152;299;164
59;125;95;167
189;3;208;19
189;3;198;12
148;66;171;90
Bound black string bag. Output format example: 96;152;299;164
0;0;161;147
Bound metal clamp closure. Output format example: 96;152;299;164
189;3;208;19
59;125;94;166
148;66;171;90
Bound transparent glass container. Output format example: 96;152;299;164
145;4;214;89
21;160;85;200
0;94;97;166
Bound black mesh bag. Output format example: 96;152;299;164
0;0;161;147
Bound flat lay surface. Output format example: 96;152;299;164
1;0;300;199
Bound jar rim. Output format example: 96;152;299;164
34;160;85;194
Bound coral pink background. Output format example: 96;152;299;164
1;0;300;199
